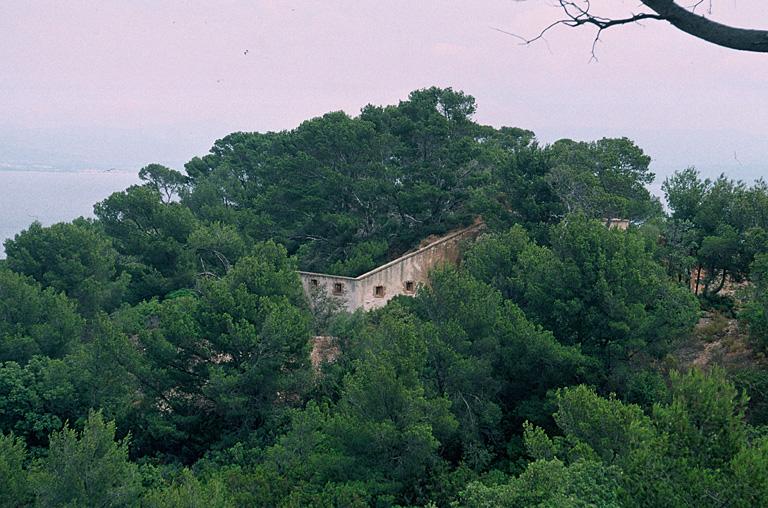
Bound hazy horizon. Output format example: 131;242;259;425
2;1;767;187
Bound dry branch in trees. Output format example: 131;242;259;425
506;0;768;55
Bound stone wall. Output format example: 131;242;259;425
299;221;484;312
605;218;630;230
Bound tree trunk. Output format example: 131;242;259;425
641;0;768;52
712;269;728;295
694;265;702;295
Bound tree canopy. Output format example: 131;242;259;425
1;87;767;506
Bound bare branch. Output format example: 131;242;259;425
496;1;662;58
640;0;768;52
506;0;768;54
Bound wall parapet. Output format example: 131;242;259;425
299;221;484;312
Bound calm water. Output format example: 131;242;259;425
0;169;141;257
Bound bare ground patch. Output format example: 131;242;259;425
674;311;763;371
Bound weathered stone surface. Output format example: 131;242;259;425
299;222;485;312
310;335;340;371
604;218;630;230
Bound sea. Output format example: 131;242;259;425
0;169;141;258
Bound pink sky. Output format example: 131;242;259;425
1;1;766;189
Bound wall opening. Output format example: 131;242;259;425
374;285;385;298
333;282;344;295
404;280;415;293
310;279;319;287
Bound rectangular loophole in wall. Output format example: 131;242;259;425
404;281;415;293
333;282;344;295
374;285;385;298
310;279;319;287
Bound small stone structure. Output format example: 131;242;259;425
310;335;341;370
604;218;630;230
299;221;485;312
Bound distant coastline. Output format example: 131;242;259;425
0;169;140;257
0;164;137;174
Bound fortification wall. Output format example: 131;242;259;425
299;272;359;313
298;221;484;312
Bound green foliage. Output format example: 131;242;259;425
2;88;768;506
4;219;128;315
461;224;531;293
731;366;768;426
476;131;661;239
326;239;389;277
553;385;653;463
663;167;710;223
142;469;234;508
412;268;592;465
32;410;141;507
306;280;347;334
742;253;768;351
326;359;454;500
663;169;768;297
0;357;84;449
653;368;749;468
62;315;140;438
0;433;31;507
184;221;246;278
182;88;662;276
249;309;458;506
0;269;83;363
458;458;622;508
504;369;766;508
114;245;311;461
465;218;699;374
94;184;198;301
544;137;659;221
138;163;190;204
655;218;698;285
728;436;768;508
182;88;485;276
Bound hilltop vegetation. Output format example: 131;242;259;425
2;88;768;506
